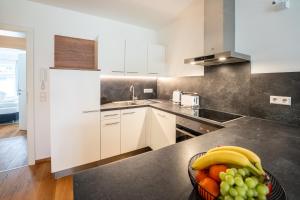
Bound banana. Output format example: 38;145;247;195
192;150;262;176
207;146;265;175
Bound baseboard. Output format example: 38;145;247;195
35;157;51;164
53;147;152;179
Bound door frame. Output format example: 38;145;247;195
0;23;36;165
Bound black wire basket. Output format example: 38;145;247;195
188;152;287;200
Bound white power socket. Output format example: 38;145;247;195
144;88;153;93
270;96;291;106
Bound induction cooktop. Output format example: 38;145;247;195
193;108;243;123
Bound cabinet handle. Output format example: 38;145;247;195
82;109;100;113
126;72;138;74
123;112;136;115
148;72;158;75
104;114;119;117
105;122;120;126
112;70;124;73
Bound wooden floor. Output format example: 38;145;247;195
0;147;152;200
0;123;28;172
0;161;73;200
0;123;26;139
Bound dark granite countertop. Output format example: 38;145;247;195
101;99;240;126
74;101;300;200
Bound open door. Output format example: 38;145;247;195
16;53;26;130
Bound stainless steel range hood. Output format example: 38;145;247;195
184;0;250;66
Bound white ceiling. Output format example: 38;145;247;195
30;0;195;29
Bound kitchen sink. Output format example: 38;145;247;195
112;100;158;106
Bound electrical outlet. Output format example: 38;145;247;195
270;96;291;106
144;88;153;93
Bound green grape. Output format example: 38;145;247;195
236;186;246;197
220;172;227;181
248;198;255;200
234;196;244;200
235;173;242;179
225;175;235;186
241;184;248;191
253;189;258;197
258;194;267;200
229;188;238;197
243;168;250;176
221;181;230;192
246;189;255;197
252;177;259;185
245;177;257;189
231;168;238;174
221;188;228;196
226;168;236;176
237;169;246;177
224;195;233;200
218;196;224;200
234;177;244;186
256;184;269;195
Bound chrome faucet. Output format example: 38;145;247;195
129;85;137;102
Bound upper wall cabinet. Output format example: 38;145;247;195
98;37;166;76
98;37;125;75
125;40;148;75
147;44;165;76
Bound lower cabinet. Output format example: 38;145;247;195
100;107;176;159
101;117;121;159
150;108;176;150
121;108;147;153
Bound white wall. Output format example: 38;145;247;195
236;0;300;73
0;0;157;159
158;0;205;77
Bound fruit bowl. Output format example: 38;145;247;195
188;152;287;200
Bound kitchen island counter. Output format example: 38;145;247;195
74;115;300;200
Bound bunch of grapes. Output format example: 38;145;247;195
218;168;269;200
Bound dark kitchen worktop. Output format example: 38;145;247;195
101;99;240;126
74;107;300;199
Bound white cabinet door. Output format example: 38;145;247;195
99;37;125;75
147;44;165;75
125;40;147;75
101;118;121;159
50;69;100;173
150;109;176;150
121;108;146;153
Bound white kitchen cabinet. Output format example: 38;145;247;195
50;69;101;173
147;44;165;76
125;40;147;75
101;115;121;159
121;108;147;153
98;37;125;75
150;108;176;150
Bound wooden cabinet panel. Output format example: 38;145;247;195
54;35;97;69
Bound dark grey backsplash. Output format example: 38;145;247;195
157;63;300;126
101;77;157;103
158;63;251;115
250;72;300;125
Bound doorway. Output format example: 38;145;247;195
0;29;28;171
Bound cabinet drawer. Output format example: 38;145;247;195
101;110;120;120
